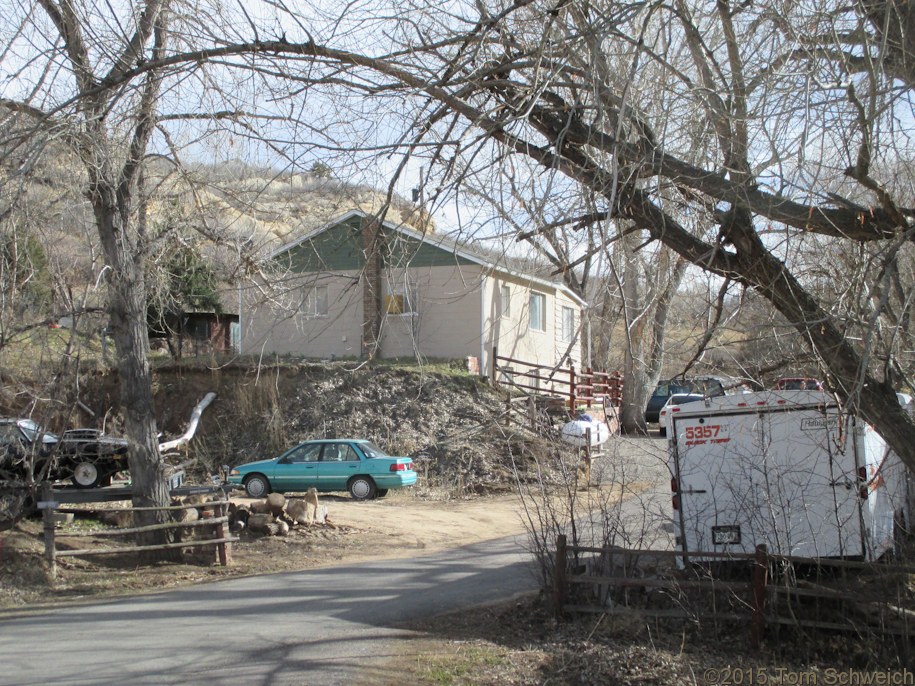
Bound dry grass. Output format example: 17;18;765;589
374;591;915;685
0;507;371;611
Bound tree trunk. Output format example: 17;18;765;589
618;234;685;434
92;184;172;550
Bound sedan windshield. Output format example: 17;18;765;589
358;442;389;459
18;419;58;442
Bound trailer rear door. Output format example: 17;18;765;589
672;402;865;559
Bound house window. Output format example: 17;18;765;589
385;279;418;315
302;285;328;318
185;317;210;341
500;285;511;318
562;306;575;343
529;292;546;332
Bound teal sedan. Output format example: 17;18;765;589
227;439;417;500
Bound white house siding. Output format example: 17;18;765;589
379;263;486;360
484;273;582;374
241;265;487;361
238;210;586;371
488;276;545;364
240;272;363;359
553;289;583;368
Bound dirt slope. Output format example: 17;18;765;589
138;361;560;495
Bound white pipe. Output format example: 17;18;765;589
480;273;486;377
159;392;217;453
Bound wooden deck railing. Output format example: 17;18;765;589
490;346;622;411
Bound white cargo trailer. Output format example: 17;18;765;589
667;391;909;561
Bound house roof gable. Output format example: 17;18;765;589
270;210;588;307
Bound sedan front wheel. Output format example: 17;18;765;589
244;474;270;498
348;476;376;501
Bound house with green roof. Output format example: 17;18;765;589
238;210;587;375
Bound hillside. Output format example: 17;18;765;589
176;162;432;250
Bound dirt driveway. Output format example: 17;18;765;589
0;491;540;610
0;436;668;609
227;490;535;573
223;434;666;568
260;491;530;555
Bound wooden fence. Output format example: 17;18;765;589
553;535;915;649
39;482;238;582
491;347;623;412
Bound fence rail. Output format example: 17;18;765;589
553;535;914;648
491;347;622;412
40;483;237;582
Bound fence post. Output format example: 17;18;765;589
41;482;57;583
580;433;592;489
491;346;498;387
554;534;567;617
569;365;576;412
215;499;231;566
751;544;768;649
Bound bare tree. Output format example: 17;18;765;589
0;0;437;535
614;232;686;433
6;0;915;489
0;0;261;535
256;0;915;470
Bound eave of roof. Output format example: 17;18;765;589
270;209;589;308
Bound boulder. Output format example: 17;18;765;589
314;504;328;525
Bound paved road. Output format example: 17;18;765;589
1;436;672;686
584;435;675;550
2;535;535;686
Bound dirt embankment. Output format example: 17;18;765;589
82;361;561;495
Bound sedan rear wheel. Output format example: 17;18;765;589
244;474;270;498
72;462;102;489
348;476;376;501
